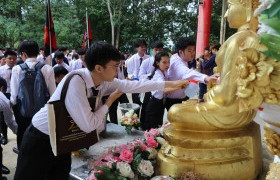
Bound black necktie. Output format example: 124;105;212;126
140;57;143;66
8;67;12;79
91;87;99;97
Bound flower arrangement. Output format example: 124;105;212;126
88;125;169;180
254;0;280;61
120;109;141;134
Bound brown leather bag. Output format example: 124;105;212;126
48;73;99;156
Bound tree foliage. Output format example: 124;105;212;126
0;0;232;52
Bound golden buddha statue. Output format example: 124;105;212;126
157;0;280;179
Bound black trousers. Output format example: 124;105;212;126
198;83;207;99
107;94;129;124
132;93;142;117
0;144;2;178
14;125;71;180
0;113;6;139
141;92;151;130
165;97;189;111
145;96;165;130
12;104;32;150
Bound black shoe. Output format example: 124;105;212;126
13;147;19;154
0;137;8;145
0;176;7;180
2;165;10;175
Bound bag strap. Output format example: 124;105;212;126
19;63;29;70
35;62;45;70
60;73;87;101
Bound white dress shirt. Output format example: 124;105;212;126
10;58;56;105
167;53;207;99
0;92;17;134
53;62;72;72
0;64;13;93
139;57;155;80
69;59;83;71
32;68;165;135
126;53;150;79
151;69;167;99
37;54;45;63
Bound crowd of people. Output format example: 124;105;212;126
0;37;219;179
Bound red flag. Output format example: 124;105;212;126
82;10;93;49
44;0;57;57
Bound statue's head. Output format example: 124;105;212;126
225;0;260;30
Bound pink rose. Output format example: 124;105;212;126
119;149;134;163
113;156;122;162
146;136;158;148
141;144;147;151
104;153;114;161
144;130;149;139
149;129;160;136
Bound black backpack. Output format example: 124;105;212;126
17;62;50;118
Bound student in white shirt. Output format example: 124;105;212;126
69;53;83;71
138;40;164;130
166;37;218;110
145;52;183;130
139;40;164;80
0;77;17;179
0;49;17;144
125;39;150;123
53;51;72;72
10;40;56;152
14;41;189;180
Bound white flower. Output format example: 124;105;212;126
132;113;138;118
156;137;166;146
137;160;154;177
116;162;135;178
124;112;130;117
146;147;158;159
128;118;132;123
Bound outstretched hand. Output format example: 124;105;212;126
205;73;220;83
106;89;123;107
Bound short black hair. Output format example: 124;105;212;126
72;53;79;60
0;55;4;60
4;49;17;58
204;46;210;51
17;40;39;57
85;41;122;71
54;66;68;78
212;43;221;51
0;77;7;93
151;40;164;49
58;46;68;52
175;37;195;53
153;51;169;69
54;51;65;59
77;48;86;55
134;39;147;48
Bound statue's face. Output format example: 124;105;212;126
225;0;247;28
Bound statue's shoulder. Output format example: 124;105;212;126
224;30;261;51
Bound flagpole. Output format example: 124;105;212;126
86;8;90;48
48;0;52;56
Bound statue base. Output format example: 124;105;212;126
157;122;262;179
